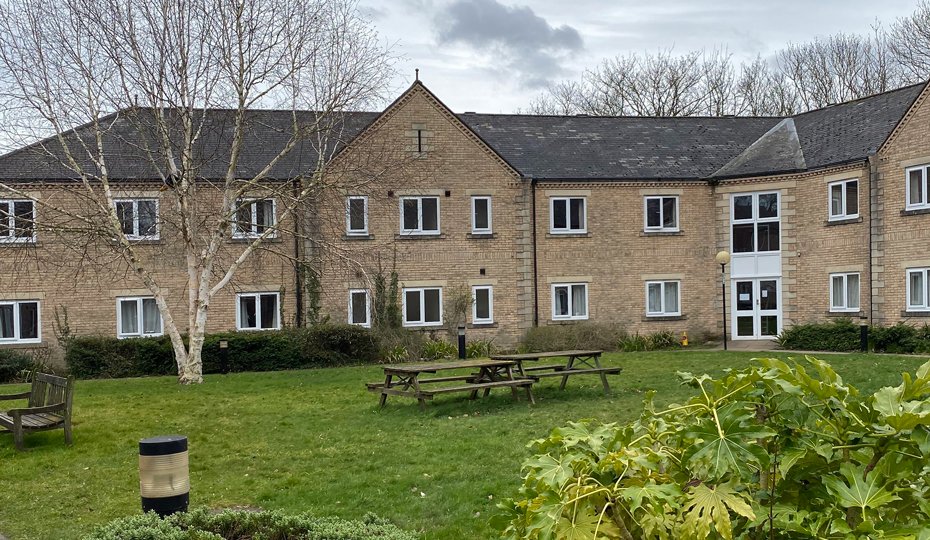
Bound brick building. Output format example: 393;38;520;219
2;79;930;356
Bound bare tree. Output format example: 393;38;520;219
891;1;930;80
0;0;396;384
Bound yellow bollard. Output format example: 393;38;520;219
682;331;688;346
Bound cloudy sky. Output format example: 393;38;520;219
360;0;921;112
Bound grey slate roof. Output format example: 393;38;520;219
712;118;807;178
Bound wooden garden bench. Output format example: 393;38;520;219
0;372;74;451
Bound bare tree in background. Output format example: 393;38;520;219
0;0;396;384
892;1;930;80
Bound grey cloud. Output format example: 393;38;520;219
434;0;583;88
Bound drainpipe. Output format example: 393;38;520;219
293;177;303;328
867;155;876;327
531;177;539;327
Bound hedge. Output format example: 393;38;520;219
65;325;379;379
0;348;34;383
81;508;417;540
777;319;930;353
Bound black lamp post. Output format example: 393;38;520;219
716;251;731;351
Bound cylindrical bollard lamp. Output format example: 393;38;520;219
220;340;229;375
458;325;466;359
139;435;189;517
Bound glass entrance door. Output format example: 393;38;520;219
733;279;781;339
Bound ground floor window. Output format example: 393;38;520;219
646;280;680;316
472;285;493;324
117;297;163;338
348;289;371;327
907;268;930;311
403;287;442;326
237;292;280;330
830;273;860;312
0;300;39;343
552;283;588;320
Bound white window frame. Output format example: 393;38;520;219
399;196;441;235
551;282;589;321
829;273;860;313
549;197;587;234
643;196;679;232
116;296;164;338
730;191;781;254
907;268;930;311
471;196;492;234
645;280;681;317
827;179;859;221
906;164;930;210
235;292;281;331
348;289;371;327
114;198;160;240
472;285;494;324
0;300;40;343
0;199;36;243
346;196;369;236
232;199;277;239
402;287;443;327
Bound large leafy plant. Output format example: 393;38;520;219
491;357;930;540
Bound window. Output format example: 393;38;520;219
907;164;930;210
644;196;678;231
403;287;442;326
552;283;588;320
233;199;276;238
346;196;368;235
732;192;779;253
471;196;492;233
0;200;35;243
115;199;159;239
0;300;39;343
829;273;860;312
348;289;370;327
117;297;163;338
472;285;493;324
828;179;858;220
237;292;280;330
400;196;440;235
550;197;586;233
907;268;930;311
646;281;681;316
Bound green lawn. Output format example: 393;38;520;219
0;350;926;540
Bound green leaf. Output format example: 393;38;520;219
823;462;900;515
682;480;755;540
680;402;774;480
872;385;930;432
523;454;575;488
620;482;682;511
555;505;600;540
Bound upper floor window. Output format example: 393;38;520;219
550;197;586;234
472;285;493;324
907;164;930;210
731;192;779;254
552;283;588;320
471;196;492;234
233;199;276;238
646;280;680;317
403;287;442;326
117;296;163;338
0;300;39;343
348;289;371;327
0;200;35;243
907;268;930;311
828;179;858;220
400;196;439;235
644;196;678;232
237;292;280;330
115;199;159;240
830;273;860;312
346;196;368;236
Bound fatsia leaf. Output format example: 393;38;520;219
918;360;930;381
620;481;682;511
681;480;755;540
872;385;930;432
680;402;774;480
823;462;900;514
555;505;601;540
524;454;575;488
555;421;616;457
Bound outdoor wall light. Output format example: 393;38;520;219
139;435;190;517
715;251;731;350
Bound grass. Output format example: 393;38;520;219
0;350;926;540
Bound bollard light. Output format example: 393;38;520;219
139;435;189;517
219;340;230;375
458;325;466;359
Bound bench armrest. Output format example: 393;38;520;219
8;402;66;416
0;391;30;401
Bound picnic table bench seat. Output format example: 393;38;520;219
489;350;620;395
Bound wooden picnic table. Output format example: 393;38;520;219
367;359;535;410
489;350;621;395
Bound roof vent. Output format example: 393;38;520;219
463;111;476;114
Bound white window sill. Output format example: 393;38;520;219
0;238;36;244
395;233;446;240
646;313;682;318
346;231;370;236
402;322;444;328
549;229;587;235
0;340;46;348
236;327;281;332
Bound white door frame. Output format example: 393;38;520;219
731;277;782;340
